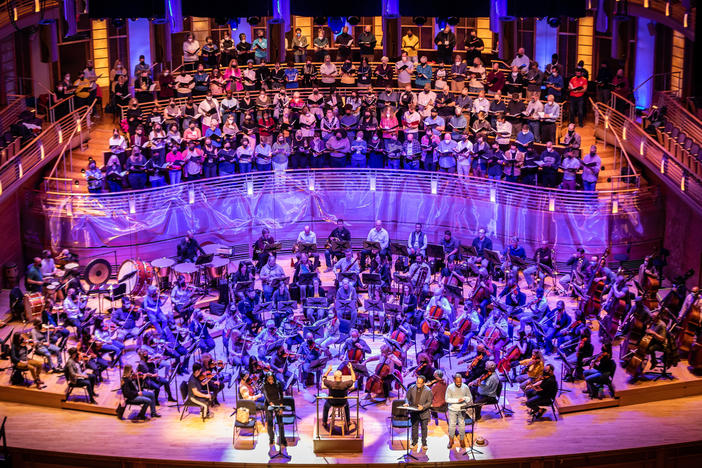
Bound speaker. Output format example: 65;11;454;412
39;22;58;63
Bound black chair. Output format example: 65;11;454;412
388;399;411;446
179;380;206;421
62;368;90;402
281;395;298;440
529;397;559;423
233;399;259;445
480;380;504;419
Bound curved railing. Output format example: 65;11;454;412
0;104;92;200
655;91;702;147
0;0;58;31
593;101;702;211
43;168;658;215
0;94;27;133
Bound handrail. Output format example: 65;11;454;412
0;0;59;31
655;91;702;145
631;71;683;99
609;92;636;121
0;104;91;200
592;101;702;212
0;94;27;133
43;168;657;217
591;97;639;189
48;95;76;123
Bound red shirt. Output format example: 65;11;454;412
569;76;588;98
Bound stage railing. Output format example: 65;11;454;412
591;98;640;189
42;167;658;216
315;393;360;439
655;91;702;148
0;104;92;200
0;94;27;133
48;95;76;123
593;101;702;211
0;0;58;31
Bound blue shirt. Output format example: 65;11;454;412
284;67;299;88
415;64;432;86
545;74;564;99
253;38;268;59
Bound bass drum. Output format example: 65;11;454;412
23;292;44;322
117;259;154;297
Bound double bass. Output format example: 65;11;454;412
676;300;701;359
580;247;610;318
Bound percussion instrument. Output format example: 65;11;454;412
201;243;226;255
83;258;112;286
206;257;229;279
173;262;198;283
151;257;175;278
117;259;154;296
64;262;79;273
23;292;44;321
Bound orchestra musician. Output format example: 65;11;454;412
525;364;557;421
293;253;318;301
583;343;615;398
406;375;434;452
299;332;328;387
339;329;371;387
364;344;403;399
361;220;390;271
254;320;280;360
407;223;428;261
477;309;509;358
439;230;460;277
469;360;499;420
524;241;556;289
120;364;160;421
332;249;360;286
559;248;588;292
462;343;490;382
65;347;98;403
324;219;352;271
11;333;45;388
408;253;431;298
262;372;288;450
253;228;276;271
543;300;572;354
645;309;668;370
92;317;125;364
516;350;544;393
335;278;359;327
30;319;63;371
187;363;214;419
110;296;140;340
260;254;286;301
303;276;328;322
176;231;205;263
143;286;171;336
189;311;216;353
63;288;89;336
170;275;194;321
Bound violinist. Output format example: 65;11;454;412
584;343;615;398
543;301;572;354
317;310;340;351
567;327;593;381
339;329;371;387
239;371;265;407
238;288;262;332
262;373;287;450
63;288;89;336
321;364;356;433
469;360;499;420
65;347;98;403
516;350;544;394
503;285;526;339
510;287;548;340
406;375;433;452
136;348;175;403
324;219;352;271
269;346;294;388
11;333;45;388
30;319;63;371
299;332;328;387
364;344;403;399
187;363;213;419
110;296;140;340
226;329;252;369
78;328;109;380
411;352;436;383
253;228;276;271
525;364;557;420
171;274;195;321
201;353;227;405
143;286;171;336
121;364;160;420
462;343;489;382
254;320;280;359
92;317;125;364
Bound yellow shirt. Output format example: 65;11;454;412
74;79;92;99
402;35;419;56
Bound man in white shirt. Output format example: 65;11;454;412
416;84;436;118
361;220;389;270
471;90;490;115
456;134;474;177
494;114;512;147
581;145;602;191
524;95;544;142
403;104;421;138
319;55;338;86
542;94;560;144
511;47;530;71
396;52;415;88
296;225;317;245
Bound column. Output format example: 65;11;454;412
534;18;558;69
633;18;655;110
128;19;152;81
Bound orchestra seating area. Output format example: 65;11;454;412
1;1;701;467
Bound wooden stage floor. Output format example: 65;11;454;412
1;255;702;465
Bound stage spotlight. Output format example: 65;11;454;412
327;17;345;34
547;17;561;28
347;16;360;26
436;17;447;30
412;16;427;26
111;18;125;28
247;16;261;26
229;18;239;30
313;16;327;26
447;17;459;26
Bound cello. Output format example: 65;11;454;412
449;315;474;350
420;305;445;335
676;300;701;359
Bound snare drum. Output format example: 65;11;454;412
117;259;154;296
173;262;198;283
206;257;230;279
23;292;44;322
151;257;175;278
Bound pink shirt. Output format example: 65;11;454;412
183;127;201;142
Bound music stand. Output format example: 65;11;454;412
329;239;350;252
299;243;318;254
483;249;501;265
299;272;318;285
363;297;384;340
390;243;409;257
509;255;528;270
555;346;574;395
463;403;483;457
338;272;358;284
254;302;274;322
459;245;477;258
267;404;291;459
426;244;445;259
264;242;282;253
363;241;381;252
195;254;214;265
276;300;297;314
234;280;253;294
397;405;420;461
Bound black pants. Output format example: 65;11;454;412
569;96;585;127
526;395;551;413
410;413;430;446
541;122;556;144
266;409;287;446
73;377;96;401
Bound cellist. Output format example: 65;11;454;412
339;328;371;388
470;268;494;326
364;344;402;399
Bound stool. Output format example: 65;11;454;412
328;405;348;435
